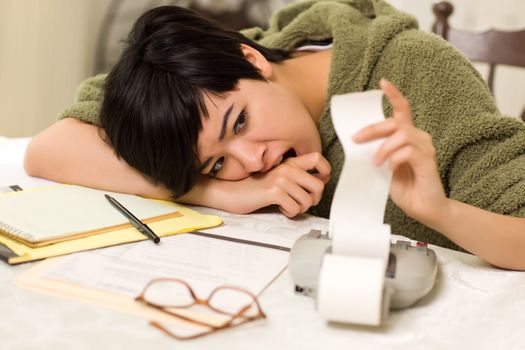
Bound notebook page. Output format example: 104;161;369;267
0;185;179;243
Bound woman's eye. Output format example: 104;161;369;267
233;110;248;135
208;110;247;177
209;157;224;177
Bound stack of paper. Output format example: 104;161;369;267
0;184;222;264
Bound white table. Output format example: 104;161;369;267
1;137;525;350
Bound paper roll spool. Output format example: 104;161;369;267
317;254;388;326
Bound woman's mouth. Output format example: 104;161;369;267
273;148;297;168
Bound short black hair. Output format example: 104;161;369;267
100;6;289;198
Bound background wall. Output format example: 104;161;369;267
0;0;110;137
0;0;523;137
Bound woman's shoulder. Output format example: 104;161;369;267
57;74;107;126
75;74;107;99
386;29;460;59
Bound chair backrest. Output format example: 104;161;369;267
432;1;525;121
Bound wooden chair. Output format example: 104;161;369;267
432;1;525;122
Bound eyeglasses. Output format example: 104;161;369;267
134;278;266;340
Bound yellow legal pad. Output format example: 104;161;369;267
0;185;222;264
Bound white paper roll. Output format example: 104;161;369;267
328;90;392;262
317;254;388;326
331;224;391;264
316;90;393;326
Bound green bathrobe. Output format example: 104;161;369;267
60;0;525;251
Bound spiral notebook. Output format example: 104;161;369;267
0;184;182;248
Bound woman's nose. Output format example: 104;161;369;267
232;141;265;174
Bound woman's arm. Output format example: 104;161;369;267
428;200;525;270
354;80;525;270
24;118;171;198
25;118;330;217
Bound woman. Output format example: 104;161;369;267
24;1;525;269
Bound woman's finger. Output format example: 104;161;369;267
268;164;325;217
277;195;301;218
374;127;430;166
380;79;413;124
352;118;398;143
285;182;315;214
285;152;331;183
387;143;434;173
278;164;325;205
273;181;312;217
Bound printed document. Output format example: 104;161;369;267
40;233;289;298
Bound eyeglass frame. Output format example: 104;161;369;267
134;277;267;340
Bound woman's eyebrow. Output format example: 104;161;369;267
198;103;235;173
219;104;234;140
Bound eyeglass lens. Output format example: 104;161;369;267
140;279;264;340
143;280;260;318
143;279;195;307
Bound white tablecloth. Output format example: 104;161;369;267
1;137;524;350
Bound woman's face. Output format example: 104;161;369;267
197;78;322;181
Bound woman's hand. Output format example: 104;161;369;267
349;79;525;270
352;79;448;224
236;152;331;217
188;152;330;218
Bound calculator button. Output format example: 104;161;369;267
396;240;411;250
416;241;429;255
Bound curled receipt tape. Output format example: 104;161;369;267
318;90;392;325
329;90;392;261
290;90;437;326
